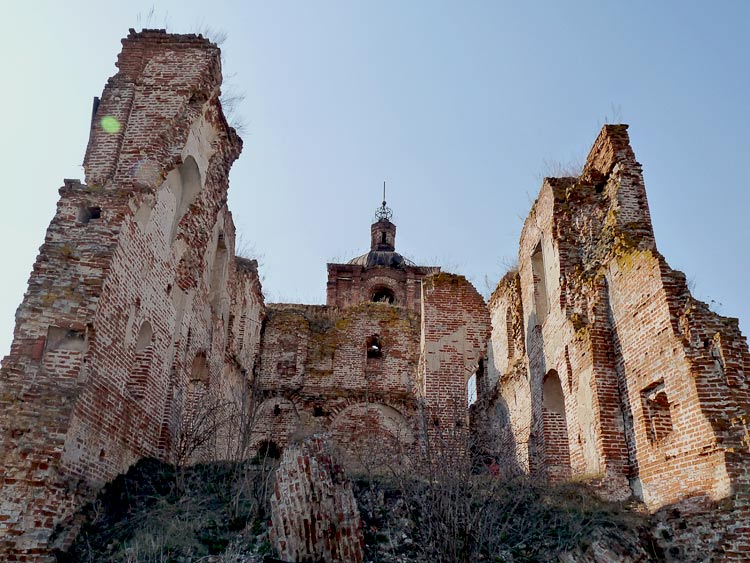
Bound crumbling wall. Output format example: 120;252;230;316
480;270;530;474
419;273;490;452
253;302;420;470
270;435;364;563
482;124;750;557
0;30;264;561
326;263;437;314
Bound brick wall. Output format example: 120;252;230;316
326;263;437;314
0;30;264;561
420;273;491;453
4;28;748;562
481;124;750;557
325;217;438;315
253;302;419;471
480;270;531;474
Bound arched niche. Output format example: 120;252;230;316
169;156;202;243
127;321;155;398
134;321;153;353
190;351;209;387
250;398;301;453
531;241;549;324
542;370;571;481
329;403;414;473
208;231;229;318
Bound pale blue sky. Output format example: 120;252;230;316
1;1;748;356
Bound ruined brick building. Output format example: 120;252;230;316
0;30;748;561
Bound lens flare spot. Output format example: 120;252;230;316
101;116;121;134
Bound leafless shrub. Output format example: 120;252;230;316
135;6;171;31
219;78;248;134
173;392;232;467
539;157;584;179
352;403;641;563
598;103;624;127
193;23;228;46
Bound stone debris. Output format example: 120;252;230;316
270;436;364;563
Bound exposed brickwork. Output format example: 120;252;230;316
419;273;491;449
0;31;264;561
4;28;749;563
326;218;438;315
253;302;420;471
0;34;481;554
270;435;364;563
481;124;750;559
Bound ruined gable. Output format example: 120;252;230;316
482;124;750;559
0;30;264;560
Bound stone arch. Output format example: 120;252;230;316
250;398;301;453
371;286;395;304
542;369;571;481
329;402;414;473
364;275;401;305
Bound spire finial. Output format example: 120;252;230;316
374;179;393;221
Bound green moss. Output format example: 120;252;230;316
569;312;586;332
613;248;655;274
334;317;352;331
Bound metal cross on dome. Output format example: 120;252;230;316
374;180;393;221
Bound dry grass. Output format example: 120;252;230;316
55;458;275;563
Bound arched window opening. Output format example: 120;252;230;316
543;370;566;415
641;380;673;443
257;440;281;460
531;242;549;324
542;370;571;481
371;287;395;304
467;372;477;407
366;335;383;359
135;321;153;353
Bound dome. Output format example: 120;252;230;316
347;250;416;269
